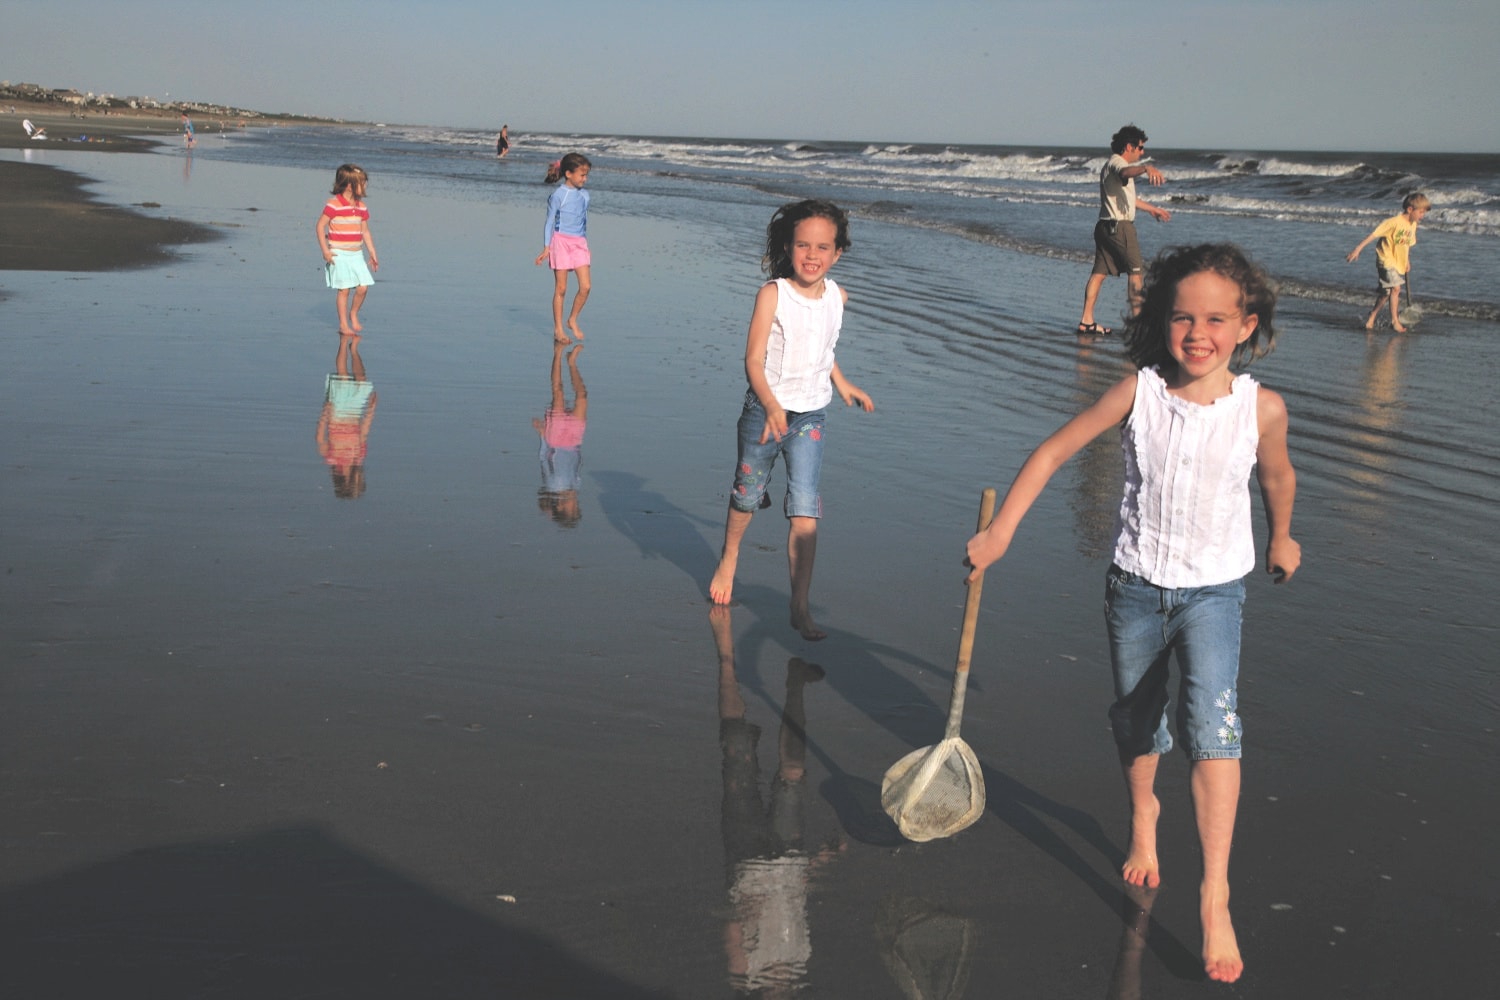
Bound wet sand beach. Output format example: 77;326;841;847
1;136;1496;998
0;113;203;274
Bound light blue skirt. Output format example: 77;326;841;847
325;249;374;290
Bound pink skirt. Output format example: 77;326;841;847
548;232;591;270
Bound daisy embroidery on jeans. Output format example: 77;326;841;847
1213;690;1242;746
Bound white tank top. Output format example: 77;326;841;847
762;278;842;412
1112;366;1260;588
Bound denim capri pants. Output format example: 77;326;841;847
728;391;824;518
1104;564;1246;760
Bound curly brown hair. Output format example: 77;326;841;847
1123;244;1280;371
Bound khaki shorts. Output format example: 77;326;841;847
1092;219;1143;277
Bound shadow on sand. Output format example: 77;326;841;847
596;469;1202;981
0;825;667;998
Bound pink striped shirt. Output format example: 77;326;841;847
322;195;369;248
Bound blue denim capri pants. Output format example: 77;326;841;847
1104;565;1246;761
728;391;824;519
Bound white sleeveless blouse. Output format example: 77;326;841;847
763;278;841;412
1112;366;1260;588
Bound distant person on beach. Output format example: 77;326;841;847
496;124;510;157
535;152;592;343
533;341;588;526
315;164;380;336
708;200;876;641
967;244;1301;984
180;112;195;147
1078;125;1171;335
1346;192;1429;332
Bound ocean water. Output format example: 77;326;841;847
189;124;1500;320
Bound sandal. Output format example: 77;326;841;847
1076;322;1113;336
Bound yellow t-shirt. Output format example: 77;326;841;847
1372;213;1418;273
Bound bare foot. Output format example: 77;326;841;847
338;325;355;336
1392;323;1408;333
1122;794;1161;888
1200;882;1243;982
568;319;585;341
349;313;363;333
709;556;737;605
790;606;826;642
1363;320;1377;331
553;330;571;344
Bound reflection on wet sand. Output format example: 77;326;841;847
874;895;976;1000
315;334;377;499
1069;339;1129;559
1105;884;1157;1000
712;606;843;996
533;341;587;527
1345;332;1409;524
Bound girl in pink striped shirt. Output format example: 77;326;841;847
315;164;380;335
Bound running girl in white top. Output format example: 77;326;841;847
708;200;875;641
965;243;1300;985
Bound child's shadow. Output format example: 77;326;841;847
982;761;1200;978
593;470;944;726
594;470;942;840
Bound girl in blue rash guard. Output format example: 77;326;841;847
534;152;592;343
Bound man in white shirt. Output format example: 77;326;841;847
1078;124;1171;335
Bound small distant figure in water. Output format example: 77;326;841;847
315;164;380;336
1079;124;1171;335
968;243;1300;985
535;152;592;343
533;341;588;526
180;112;195;148
496;124;510;157
1346;192;1429;333
708;200;875;642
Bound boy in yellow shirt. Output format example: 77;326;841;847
1347;193;1430;332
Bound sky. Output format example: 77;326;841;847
4;0;1497;152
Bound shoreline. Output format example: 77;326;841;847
0;159;219;273
0;107;286;275
0;106;174;153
